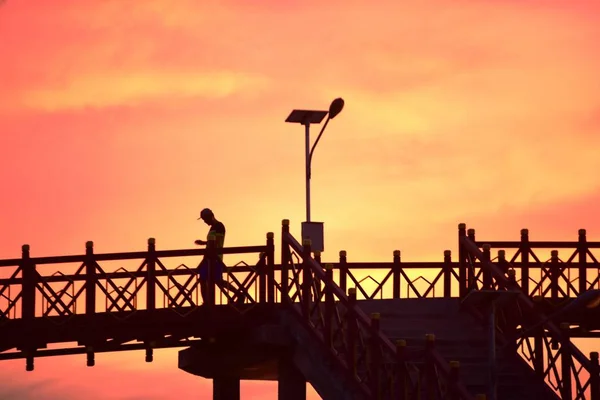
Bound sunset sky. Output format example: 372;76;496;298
1;0;600;398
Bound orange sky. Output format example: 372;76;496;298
1;0;600;398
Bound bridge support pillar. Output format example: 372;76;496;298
213;377;240;400
278;355;306;400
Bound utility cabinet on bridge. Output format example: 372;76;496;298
301;221;324;252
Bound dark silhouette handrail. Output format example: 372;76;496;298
460;235;597;400
284;231;476;400
460;236;592;369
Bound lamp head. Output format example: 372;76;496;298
328;98;344;120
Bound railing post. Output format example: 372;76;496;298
520;229;530;296
302;239;313;320
560;322;573;400
395;339;408;400
449;361;461;400
258;236;268;304
324;264;334;349
533;297;544;377
346;288;357;377
21;244;36;371
590;351;599;400
467;227;476;238
146;238;156;311
85;241;96;315
206;234;216;306
443;250;452;298
281;220;290;304
578;229;588;295
266;232;275;303
497;250;507;290
507;269;517;288
505;269;519;355
339;250;347;294
21;244;35;321
314;251;321;266
314;251;323;301
482;244;492;290
551;250;560;301
370;313;382;399
424;334;436;399
467;228;476;292
393;250;401;299
458;223;467;298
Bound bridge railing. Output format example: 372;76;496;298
457;226;600;300
458;223;600;400
280;220;475;400
1;221;599;397
0;239;271;323
2;227;596;324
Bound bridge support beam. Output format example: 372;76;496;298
213;377;240;400
278;355;306;400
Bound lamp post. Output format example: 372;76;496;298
285;98;345;252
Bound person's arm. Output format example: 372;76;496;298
214;235;225;249
213;223;226;249
195;239;207;245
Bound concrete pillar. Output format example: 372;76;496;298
213;377;240;400
278;356;306;400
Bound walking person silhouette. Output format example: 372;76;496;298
195;208;245;304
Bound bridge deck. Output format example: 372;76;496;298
0;304;280;357
0;296;596;360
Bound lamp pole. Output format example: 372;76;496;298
304;123;311;222
286;98;345;223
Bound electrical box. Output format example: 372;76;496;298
301;221;324;252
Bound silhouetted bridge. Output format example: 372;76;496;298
0;221;599;400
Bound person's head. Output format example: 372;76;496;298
198;208;214;225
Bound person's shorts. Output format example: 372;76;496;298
198;257;225;282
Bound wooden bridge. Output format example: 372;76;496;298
0;221;599;399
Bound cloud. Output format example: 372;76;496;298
2;0;599;114
1;1;269;112
14;70;269;111
0;378;57;400
1;0;600;397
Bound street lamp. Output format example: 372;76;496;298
285;98;345;252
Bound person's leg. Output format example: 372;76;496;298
199;279;207;303
198;258;209;304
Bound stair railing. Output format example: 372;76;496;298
459;227;600;400
280;220;476;400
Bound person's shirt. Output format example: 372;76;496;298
207;220;226;260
